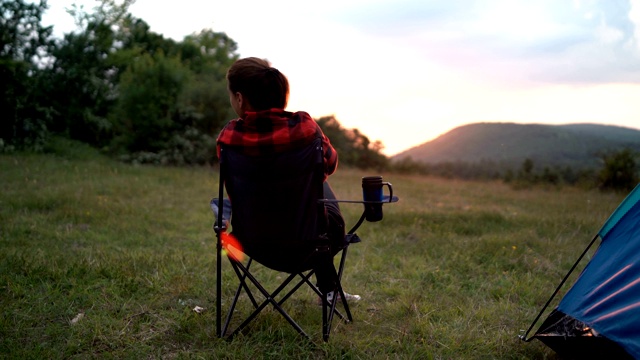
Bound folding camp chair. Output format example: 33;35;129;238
212;137;398;342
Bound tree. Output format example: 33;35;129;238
178;29;238;140
112;53;190;153
598;148;639;192
1;0;54;151
515;158;535;183
46;0;238;163
316;115;388;169
0;0;53;62
43;0;137;145
181;29;238;75
110;28;237;164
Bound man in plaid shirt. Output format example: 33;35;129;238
216;109;338;180
217;57;357;300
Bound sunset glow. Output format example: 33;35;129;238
43;0;640;155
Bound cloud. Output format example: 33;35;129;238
328;0;640;85
38;0;640;155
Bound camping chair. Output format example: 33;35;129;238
211;137;398;342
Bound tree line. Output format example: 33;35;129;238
1;0;387;169
394;149;639;192
2;0;636;190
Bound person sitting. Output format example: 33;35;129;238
216;57;359;301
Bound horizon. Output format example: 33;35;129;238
391;120;640;156
41;0;640;156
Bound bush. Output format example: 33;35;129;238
119;127;216;165
598;148;639;192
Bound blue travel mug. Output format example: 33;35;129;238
362;176;393;222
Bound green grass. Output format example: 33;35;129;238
0;145;626;359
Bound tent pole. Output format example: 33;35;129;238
520;233;600;342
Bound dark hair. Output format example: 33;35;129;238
226;57;289;111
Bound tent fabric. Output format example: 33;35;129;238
599;184;640;239
534;309;633;359
555;184;640;358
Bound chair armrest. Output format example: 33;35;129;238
320;195;399;233
318;195;399;204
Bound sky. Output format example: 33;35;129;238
42;0;640;155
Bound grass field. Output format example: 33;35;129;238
0;142;626;359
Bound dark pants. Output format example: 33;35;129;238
315;182;346;292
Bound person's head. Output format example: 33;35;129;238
226;57;289;115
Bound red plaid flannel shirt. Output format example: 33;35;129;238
216;109;338;178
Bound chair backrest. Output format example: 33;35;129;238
219;137;327;272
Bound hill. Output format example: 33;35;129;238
393;122;640;169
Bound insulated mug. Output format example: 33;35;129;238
362;176;393;222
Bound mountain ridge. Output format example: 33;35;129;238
392;122;640;169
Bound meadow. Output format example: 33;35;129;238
0;142;626;359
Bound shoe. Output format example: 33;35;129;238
317;290;361;305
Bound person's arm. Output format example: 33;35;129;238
321;133;338;177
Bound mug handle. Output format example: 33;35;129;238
383;182;393;203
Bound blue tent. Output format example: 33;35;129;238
522;184;640;359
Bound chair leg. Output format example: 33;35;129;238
320;246;354;342
219;245;354;342
302;273;349;322
216;239;222;338
335;247;353;322
278;271;315;306
322;292;330;341
230;259;259;308
224;258;311;341
223;259;258;336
